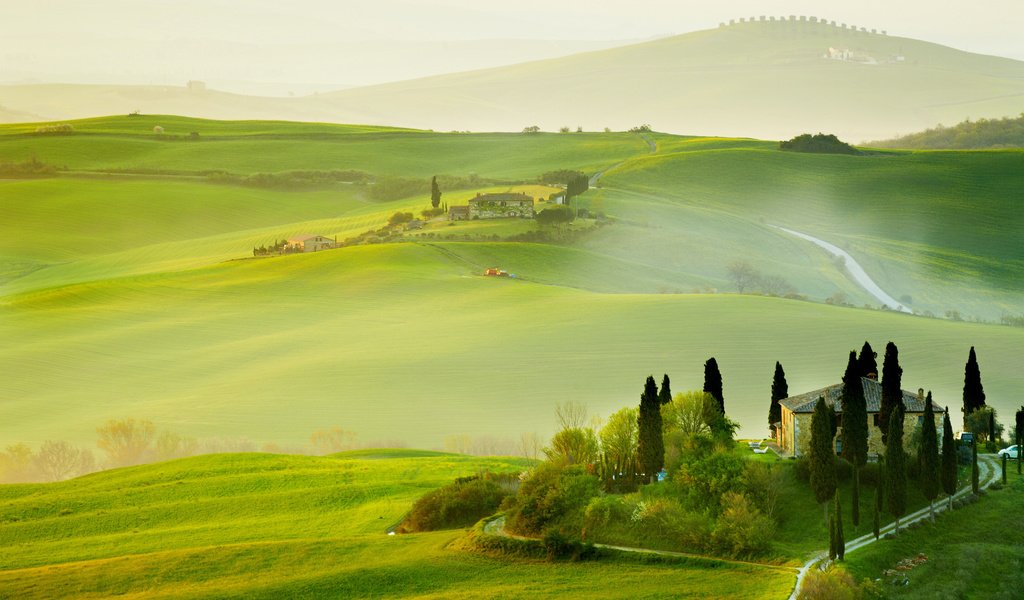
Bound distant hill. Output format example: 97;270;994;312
868;114;1024;149
3;19;1024;141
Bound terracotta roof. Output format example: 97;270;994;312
286;235;328;242
469;193;532;204
779;377;944;414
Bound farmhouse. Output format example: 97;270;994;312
285;235;336;252
776;377;945;458
449;193;535;220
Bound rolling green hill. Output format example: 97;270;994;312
0;452;794;598
3;19;1024;141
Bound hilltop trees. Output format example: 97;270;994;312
659;374;672;405
962;346;986;426
779;133;858;155
941;408;958;509
809;397;837;522
97;418;157;467
769;362;787;437
878;342;903;444
885;405;907;534
842;350;868;527
637;376;664;483
704;358;724;416
857;341;877;378
430;175;442;209
919;393;940;520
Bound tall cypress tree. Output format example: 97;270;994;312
842;350;867;527
769;362;787;437
703;358;724;415
962;347;986;423
885;405;906;534
872;459;883;540
430;176;442;209
857;341;878;379
810;397;837;523
834;491;845;560
878;342;903;444
919;392;939;520
659;374;672;406
1016;406;1024;475
637;376;664;484
940;408;957;510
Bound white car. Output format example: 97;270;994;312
997;445;1021;459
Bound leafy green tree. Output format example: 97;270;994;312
965;406;1002;445
878;342;903;444
659;374;672;406
885;405;907;534
769;362;787;437
857;341;878;378
779;133;859;154
962;346;987;425
430;175;442;209
535;205;574;227
544;427;599;466
637;375;664;483
940;408;958;510
809;397;837;522
599;407;638;488
919;392;940;520
662;391;716;437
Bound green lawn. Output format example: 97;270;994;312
0;453;794;599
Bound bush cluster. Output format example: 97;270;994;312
399;473;517;533
505;463;601;536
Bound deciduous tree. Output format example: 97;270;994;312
96;418;156;467
662;391;717;437
599;407;639;486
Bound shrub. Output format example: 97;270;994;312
711;492;775;557
399;474;513;532
583;495;631;529
421;207;445;218
797;567;872;600
673;449;746;513
542;529;597;561
835;456;854;482
387;212;414;226
505;463;600;535
858;462;882;486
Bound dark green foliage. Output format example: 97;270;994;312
505;463;601;536
919;393;940;516
769;362;787;436
541;529;597;561
659;374;672;406
941;408;958;501
857;341;878;379
810;397;838;507
872;468;882;540
971;438;980;494
637;375;664;483
430;175;442;208
851;469;860;528
565;173;590;200
534;205;575;226
399;473;515;532
387;212;415;226
962;346;987;424
842;350;868;468
703;357;725;415
1016;406;1024;474
834;492;845;560
207;169;372;190
878;342;903;444
538;169;586;185
988;411;996;449
885;405;907;529
870;114;1024;149
779;133;858;155
673;450;746;513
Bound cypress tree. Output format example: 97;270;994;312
857;341;877;379
971;437;979;495
962;347;986;426
842;350;868;527
940;408;957;510
834;491;845;560
769;362;787;437
1016;406;1023;475
878;342;903;444
919;392;939;520
637;375;664;484
885;405;906;534
703;357;724;415
810;397;837;523
659;374;672;406
872;463;882;540
828;513;837;560
430;176;442;209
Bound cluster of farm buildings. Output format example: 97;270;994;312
448;192;535;221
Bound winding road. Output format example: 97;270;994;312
771;225;912;313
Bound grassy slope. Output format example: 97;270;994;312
596;142;1024;319
3;242;1023;448
0;453;793;599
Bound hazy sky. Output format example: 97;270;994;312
4;0;1022;91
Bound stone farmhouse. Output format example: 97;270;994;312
776;376;945;458
285;235;336;252
449;193;535;221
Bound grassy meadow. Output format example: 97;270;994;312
0;452;794;599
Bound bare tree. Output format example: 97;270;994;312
555;401;588;430
34;440;82;482
96;418;156;467
727;261;762;293
519;432;542;461
155;431;199;461
310;427;358;455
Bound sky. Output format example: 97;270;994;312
4;0;1022;93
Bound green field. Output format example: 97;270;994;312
2;116;1023;450
0;452;794;599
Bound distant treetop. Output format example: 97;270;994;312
779;133;859;155
868;114;1024;149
